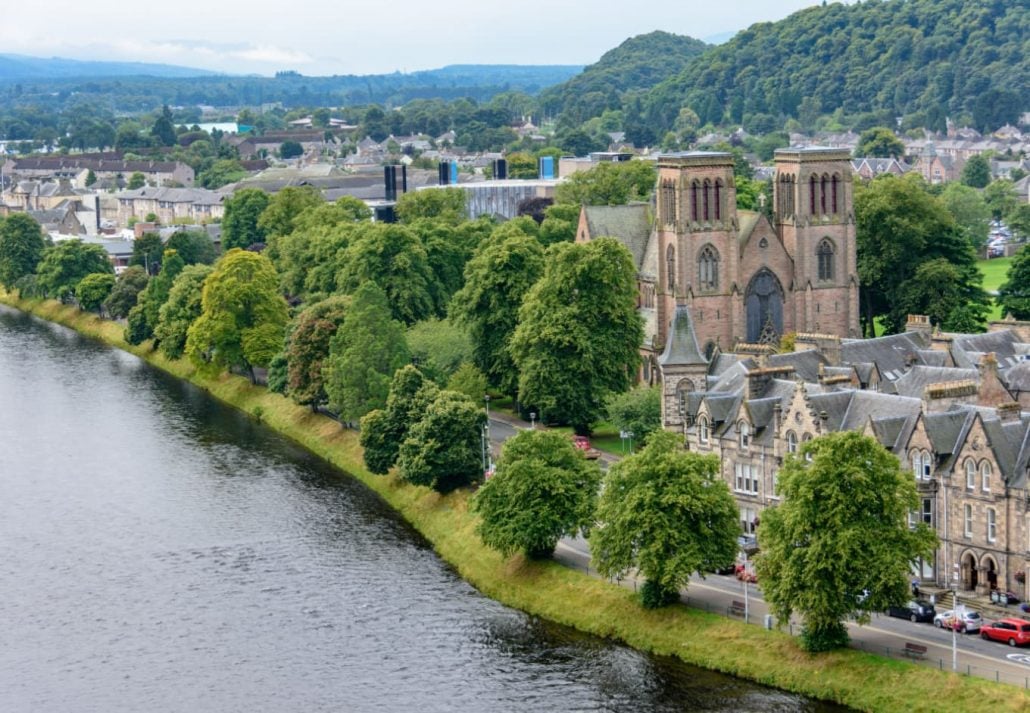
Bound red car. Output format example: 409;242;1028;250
980;618;1030;647
571;435;601;460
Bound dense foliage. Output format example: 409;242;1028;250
35;239;112;302
473;430;601;559
283;295;349;410
396;390;486;493
0;213;47;290
755;432;937;651
998;246;1030;321
359;365;439;475
153;264;213;359
590;431;739;608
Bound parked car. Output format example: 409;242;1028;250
980;618;1030;647
933;609;982;633
990;590;1021;605
734;563;757;583
887;599;936;623
571;435;601;460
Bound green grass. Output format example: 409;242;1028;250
977;257;1012;322
5;291;1030;713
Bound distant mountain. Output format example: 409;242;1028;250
0;54;221;80
634;0;1029;138
539;31;709;124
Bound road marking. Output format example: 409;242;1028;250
1007;653;1030;667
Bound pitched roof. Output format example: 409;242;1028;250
892;366;978;398
582;203;652;270
658;305;708;367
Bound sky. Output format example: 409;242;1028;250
0;1;833;76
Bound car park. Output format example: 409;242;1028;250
887;599;936;623
980;618;1030;647
933;609;982;633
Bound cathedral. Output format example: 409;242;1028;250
576;147;860;392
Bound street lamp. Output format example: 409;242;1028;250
483;394;492;474
529;411;536;430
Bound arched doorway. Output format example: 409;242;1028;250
745;269;785;343
981;555;999;593
961;551;978;592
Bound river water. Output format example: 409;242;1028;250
0;306;842;712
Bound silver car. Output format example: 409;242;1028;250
934;609;982;633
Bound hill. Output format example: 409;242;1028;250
539;31;709;125
556;0;1028;140
0;54;220;80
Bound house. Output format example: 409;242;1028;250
114;187;228;226
851;157;910;180
6;157;194;187
911;142;964;184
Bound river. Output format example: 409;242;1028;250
0;306;842;712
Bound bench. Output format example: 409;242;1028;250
902;642;927;660
728;600;747;617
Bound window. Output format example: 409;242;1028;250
739;422;750;449
964;505;972;537
714;179;722;221
702;179;711;221
676;380;692;417
698;417;710;445
987;508;997;543
690;181;699;222
740;507;757;534
921;498;932;526
817;239;835;281
802;433;813;461
809;175;817;214
697;245;719;291
965;459;976;489
831;174;839;214
786;431;798;454
911;451;920;478
921;450;932;480
981;461;992;492
735;463;758;494
661;180;676;226
666;245;675;292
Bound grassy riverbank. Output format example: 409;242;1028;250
4;292;1028;713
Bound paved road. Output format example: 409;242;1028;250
486;411;1030;686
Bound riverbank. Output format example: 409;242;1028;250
4;292;1027;713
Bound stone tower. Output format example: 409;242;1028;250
658;305;709;429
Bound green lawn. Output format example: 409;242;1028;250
977;257;1012;321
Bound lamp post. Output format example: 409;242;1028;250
483;394;492;474
952;563;960;672
743;550;750;624
529;411;536;430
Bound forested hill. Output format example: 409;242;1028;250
0;54;219;80
539;31;709;125
560;0;1028;143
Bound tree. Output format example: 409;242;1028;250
185;249;289;381
554;160;656;206
126;249;185;345
165;230;216;265
1007;204;1030;240
130;233;164;274
446;362;488;401
127;172;147;190
898;258;989;332
0;213;47;290
473;430;601;559
75;272;116;314
154;264;213;359
323;281;409;423
221;188;270;251
604;386;661;447
998;246;1030;320
940;183;991;252
405;318;473;384
395;188;467;224
257;185;322;241
854;127;905;158
102;265;148;319
85;169;97;187
511;238;642;433
755;432;936;652
538;203;580;246
590;431;739;608
855;174;986;335
150;105;177;146
198;159;247;189
285;295;349;410
337;223;436;325
359;365;439;474
961;154;991;189
36;239;112;302
279;140;303;159
449;230;544;397
397;390;486;492
983;179;1018;221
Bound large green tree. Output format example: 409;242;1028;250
257;185;323;242
590;431;739;608
449;229;544;397
854;127;905;158
604;386;661;447
554;160;656;206
284;295;349;411
323;281;410;423
397;390;486;492
36;239;112;302
359;365;439;474
337;223;436;324
125;249;185;345
755;432;937;652
473;429;601;559
855;174;987;335
961;154;992;189
102;265;149;319
998;246;1030;320
0;213;47;289
940;182;991;252
129;233;164;274
154;264;213;359
395;188;467;224
221;188;270;251
405;318;473;385
165;230;217;265
185;249;289;380
75;272;116;314
511;237;642;433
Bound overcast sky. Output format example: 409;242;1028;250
1;1;834;76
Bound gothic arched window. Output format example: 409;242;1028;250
809;175;817;215
817;239;835;281
666;245;675;292
690;181;699;222
831;174;840;214
697;245;719;291
820;174;828;214
714;179;723;221
702;179;711;221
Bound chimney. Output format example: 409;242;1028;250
794;332;841;366
746;365;795;399
922;380;978;412
996;402;1021;423
905;314;932;341
977;352;1016;407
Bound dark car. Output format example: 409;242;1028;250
991;590;1021;606
888;599;936;623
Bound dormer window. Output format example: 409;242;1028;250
981;461;992;492
698;417;710;445
965;459;976;489
786;431;798;454
738;422;750;449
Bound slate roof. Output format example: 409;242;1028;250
736;210;761;248
892;366;979;398
768;349;827;382
841;332;928;379
582;203;652;270
658;305;708;367
1005;362;1030;392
